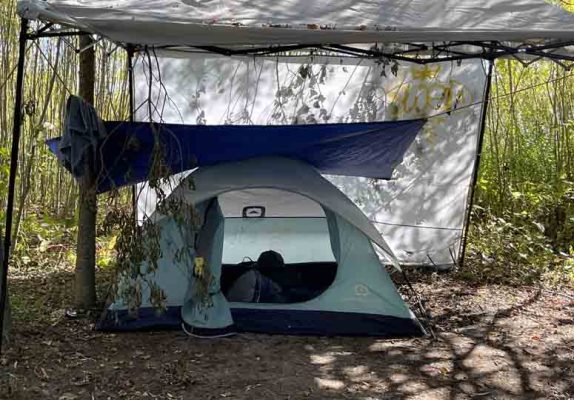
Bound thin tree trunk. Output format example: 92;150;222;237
1;238;10;346
74;35;97;310
12;40;62;249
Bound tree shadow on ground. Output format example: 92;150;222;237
305;287;573;399
1;270;573;400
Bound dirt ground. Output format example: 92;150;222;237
1;269;573;400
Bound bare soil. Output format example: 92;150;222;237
1;268;573;400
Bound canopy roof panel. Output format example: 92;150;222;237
18;0;574;47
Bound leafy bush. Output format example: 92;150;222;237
461;206;574;287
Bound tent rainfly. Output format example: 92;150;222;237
46;119;425;193
3;0;574;347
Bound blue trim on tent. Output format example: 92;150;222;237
181;321;237;338
46;119;425;193
97;307;182;332
97;306;424;337
231;308;424;337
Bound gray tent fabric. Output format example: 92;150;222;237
181;199;234;335
226;270;259;303
58;95;106;177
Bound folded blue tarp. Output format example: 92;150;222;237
47;119;425;193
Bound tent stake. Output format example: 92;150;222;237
458;59;494;268
0;18;29;354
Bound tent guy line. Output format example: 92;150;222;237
372;221;462;232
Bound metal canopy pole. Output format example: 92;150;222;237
0;18;29;354
126;44;138;219
127;45;135;120
458;58;495;267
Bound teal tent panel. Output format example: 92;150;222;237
181;200;234;333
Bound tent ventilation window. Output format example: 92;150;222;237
242;206;265;218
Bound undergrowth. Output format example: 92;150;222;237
8;210;115;324
461;206;574;287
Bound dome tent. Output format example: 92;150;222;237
98;157;425;337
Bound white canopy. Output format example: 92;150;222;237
18;0;574;47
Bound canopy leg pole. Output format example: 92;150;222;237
459;59;494;267
0;18;29;354
126;45;137;220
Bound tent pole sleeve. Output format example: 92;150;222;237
0;18;28;354
458;59;494;267
127;44;137;220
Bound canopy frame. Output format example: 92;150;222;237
162;41;574;65
23;21;574;66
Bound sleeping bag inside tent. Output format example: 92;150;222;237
97;157;424;337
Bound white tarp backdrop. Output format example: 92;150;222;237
18;0;574;46
134;54;487;267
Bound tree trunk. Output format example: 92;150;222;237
74;35;97;310
1;238;10;346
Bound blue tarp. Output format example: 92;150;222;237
47;119;425;193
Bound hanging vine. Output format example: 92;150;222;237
100;50;214;317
